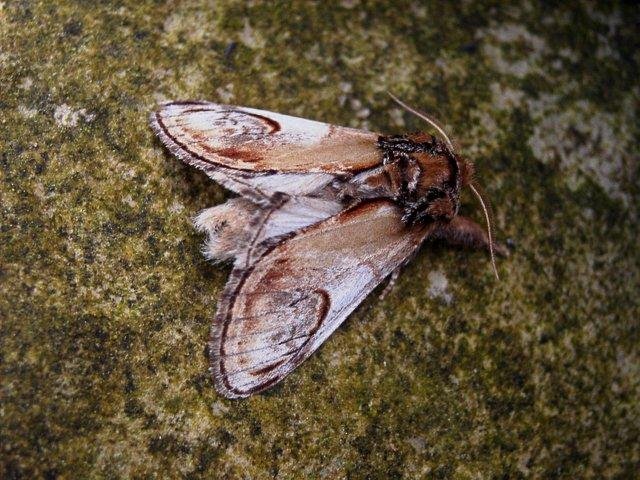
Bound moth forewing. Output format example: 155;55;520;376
151;101;380;173
210;200;433;399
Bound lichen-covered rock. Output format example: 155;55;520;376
1;1;638;478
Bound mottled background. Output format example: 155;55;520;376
1;1;639;478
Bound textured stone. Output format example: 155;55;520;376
1;1;638;478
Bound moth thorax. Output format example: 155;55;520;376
377;133;461;223
412;152;454;195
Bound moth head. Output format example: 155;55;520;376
453;156;499;280
453;156;500;280
388;92;499;279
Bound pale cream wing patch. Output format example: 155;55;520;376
211;199;433;398
195;196;343;264
151;101;381;174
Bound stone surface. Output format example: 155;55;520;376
1;1;639;478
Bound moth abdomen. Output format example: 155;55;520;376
194;198;260;262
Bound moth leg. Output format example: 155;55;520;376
379;267;402;301
431;216;508;256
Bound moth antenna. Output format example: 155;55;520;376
468;183;499;280
387;92;455;152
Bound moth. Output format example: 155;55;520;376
150;95;505;399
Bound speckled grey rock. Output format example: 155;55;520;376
1;1;639;478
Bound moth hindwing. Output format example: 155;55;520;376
151;101;502;398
